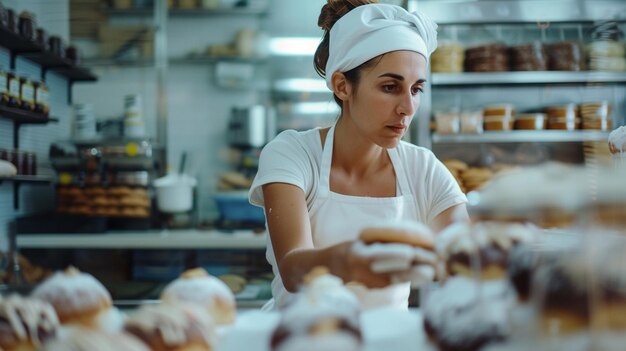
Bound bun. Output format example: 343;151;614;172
42;329;150;351
0;294;60;350
160;268;236;325
359;221;434;250
31;266;112;328
124;303;215;351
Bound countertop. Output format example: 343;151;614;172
16;229;267;249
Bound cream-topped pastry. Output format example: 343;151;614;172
436;222;535;280
42;328;150;351
124;303;216;351
31;266;114;329
0;294;60;351
423;276;514;351
271;267;362;351
468;162;588;228
160;268;236;325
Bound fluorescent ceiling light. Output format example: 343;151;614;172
274;78;328;93
268;37;319;56
279;102;340;115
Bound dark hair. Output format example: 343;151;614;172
314;0;380;106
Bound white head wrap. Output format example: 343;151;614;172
325;3;438;90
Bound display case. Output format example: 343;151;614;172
408;0;626;187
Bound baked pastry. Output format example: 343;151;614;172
271;267;362;351
355;221;437;285
436;222;535;280
0;294;60;351
124;303;215;351
42;328;150;351
160;268;236;325
469;162;588;228
532;254;591;336
423;276;514;351
31;266;114;329
609;126;626;154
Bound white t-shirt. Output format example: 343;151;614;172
249;128;467;224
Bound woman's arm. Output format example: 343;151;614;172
431;203;469;233
262;182;392;292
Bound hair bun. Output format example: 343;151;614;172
318;0;378;31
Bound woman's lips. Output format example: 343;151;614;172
388;125;407;134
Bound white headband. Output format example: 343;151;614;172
325;3;438;90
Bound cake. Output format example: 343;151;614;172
160;267;236;325
0;294;60;351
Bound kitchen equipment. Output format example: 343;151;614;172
153;153;196;213
154;174;197;213
213;191;265;225
228;105;275;148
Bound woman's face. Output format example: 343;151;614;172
346;50;427;148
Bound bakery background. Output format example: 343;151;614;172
0;0;625;318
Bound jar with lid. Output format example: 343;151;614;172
18;11;35;41
0;68;8;106
19;77;35;111
6;9;17;34
7;72;21;108
36;28;49;51
34;81;49;116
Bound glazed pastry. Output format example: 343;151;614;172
271;267;362;351
160;268;236;325
42;328;150;351
0;294;59;351
436;222;535;280
31;266;114;329
423;276;514;351
124;303;215;351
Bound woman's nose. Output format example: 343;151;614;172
397;92;418;116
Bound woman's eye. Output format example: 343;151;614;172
412;86;424;95
382;84;396;92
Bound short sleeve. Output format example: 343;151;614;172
248;131;314;208
424;153;467;223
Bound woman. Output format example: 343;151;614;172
249;0;468;310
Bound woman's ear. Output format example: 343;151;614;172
331;71;351;101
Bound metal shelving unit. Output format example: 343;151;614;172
432;131;611;144
432;72;626;86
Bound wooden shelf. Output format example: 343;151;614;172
0;175;52;184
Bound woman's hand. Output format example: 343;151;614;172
332;241;395;289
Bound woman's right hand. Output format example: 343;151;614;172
332;241;396;289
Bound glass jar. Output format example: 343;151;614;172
20;152;36;175
36;28;49;51
34;81;49;116
19;78;35;111
6;9;18;34
7;72;21;108
18;11;35;41
65;46;80;65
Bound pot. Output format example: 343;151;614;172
153;173;197;213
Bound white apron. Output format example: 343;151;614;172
264;124;420;310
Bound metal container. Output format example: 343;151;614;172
228;105;275;148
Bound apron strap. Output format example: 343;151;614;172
388;147;412;196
